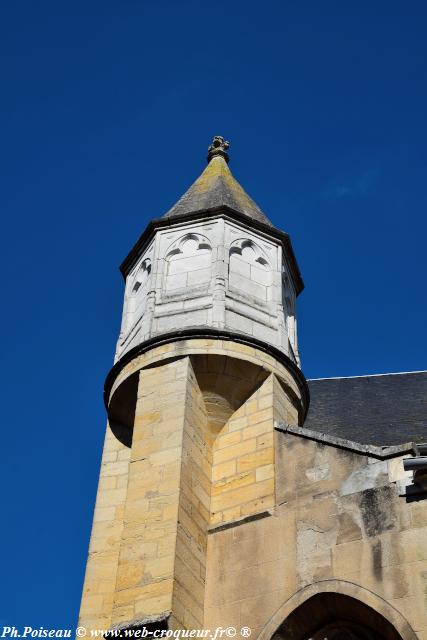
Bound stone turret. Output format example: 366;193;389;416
116;137;303;366
77;138;308;633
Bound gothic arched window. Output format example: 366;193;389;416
125;258;151;331
229;239;271;303
164;233;212;294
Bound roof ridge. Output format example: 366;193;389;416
308;370;427;381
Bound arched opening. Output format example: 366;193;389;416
229;238;272;303
271;593;404;640
164;233;212;294
122;258;152;337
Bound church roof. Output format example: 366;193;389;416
163;136;274;227
305;371;427;447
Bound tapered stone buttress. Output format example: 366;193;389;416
77;339;308;631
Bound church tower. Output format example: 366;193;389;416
78;137;309;632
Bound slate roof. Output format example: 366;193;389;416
163;154;274;227
305;371;427;446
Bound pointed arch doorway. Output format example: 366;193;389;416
271;593;401;640
259;582;417;640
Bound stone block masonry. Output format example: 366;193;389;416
78;426;130;629
77;338;306;632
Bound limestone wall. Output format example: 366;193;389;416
78;426;130;629
205;433;427;640
77;337;427;640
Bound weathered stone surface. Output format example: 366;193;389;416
205;432;427;638
115;215;299;365
163;153;272;226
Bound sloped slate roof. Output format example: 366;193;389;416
305;371;427;446
163;154;273;227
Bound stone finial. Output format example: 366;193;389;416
207;136;230;163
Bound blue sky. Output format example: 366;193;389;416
1;0;426;629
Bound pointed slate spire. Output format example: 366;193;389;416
163;136;274;227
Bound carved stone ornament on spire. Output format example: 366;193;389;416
207;135;230;163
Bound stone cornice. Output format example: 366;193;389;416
276;423;416;459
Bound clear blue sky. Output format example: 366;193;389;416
1;0;426;629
